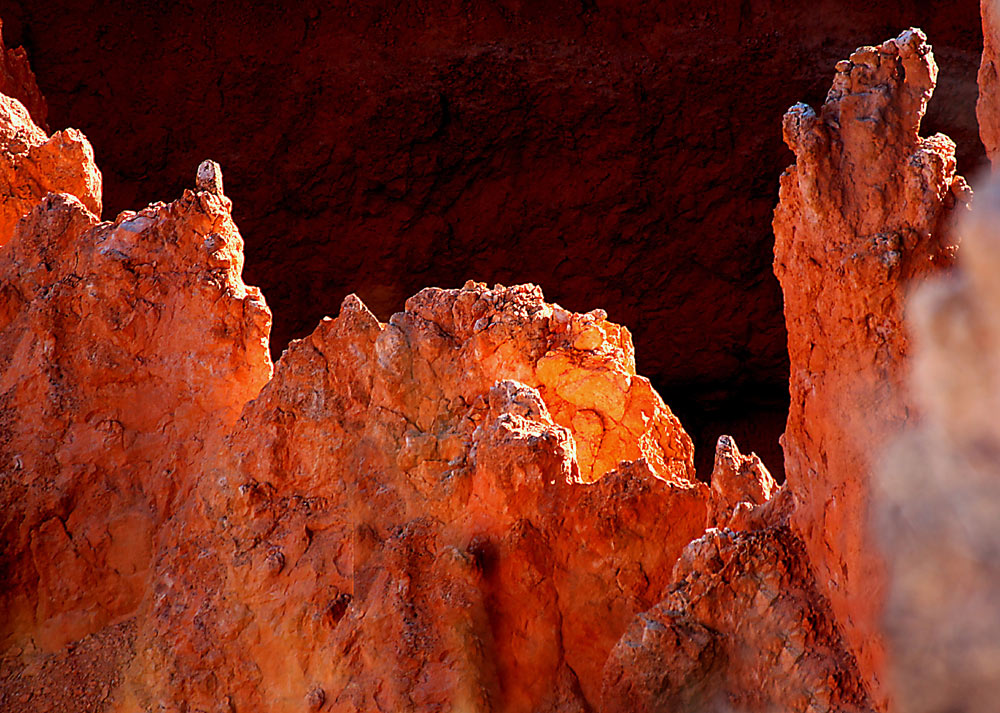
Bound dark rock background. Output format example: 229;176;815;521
1;0;985;477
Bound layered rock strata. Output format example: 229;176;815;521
773;27;971;705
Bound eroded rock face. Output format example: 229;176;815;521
0;93;101;245
123;282;710;712
0;114;726;709
1;14;980;712
603;525;872;713
0;104;868;708
599;426;873;713
9;0;986;478
773;27;971;705
0;182;271;702
708;434;778;530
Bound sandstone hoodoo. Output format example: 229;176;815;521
1;7;998;713
0;74;856;709
773;26;970;707
0;123;723;706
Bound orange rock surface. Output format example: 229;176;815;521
773;27;971;706
0;92;101;245
0;115;728;707
0;88;869;706
0;180;272;707
600;421;875;712
603;523;872;713
119;283;713;712
979;0;1000;164
2;13;990;713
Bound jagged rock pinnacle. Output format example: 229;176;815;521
196;159;224;195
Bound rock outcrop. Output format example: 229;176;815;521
0;106;732;708
979;0;1000;164
0;68;879;707
773;27;971;705
3;9;994;713
7;0;987;477
121;283;714;712
603;523;871;713
0;178;272;708
0;93;101;245
0;171;720;708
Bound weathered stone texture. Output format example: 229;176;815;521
0;93;100;245
773;27;971;706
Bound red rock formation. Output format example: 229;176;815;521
0;176;272;705
5;0;987;475
708;434;778;530
979;0;1000;163
773;27;971;706
0;93;101;244
599;423;877;713
0;108;727;707
603;524;872;713
124;282;714;712
1;9;988;713
0;85;871;706
0;18;46;130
